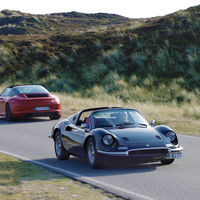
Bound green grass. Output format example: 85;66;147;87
0;153;123;200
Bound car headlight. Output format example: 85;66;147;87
166;131;176;142
102;135;114;146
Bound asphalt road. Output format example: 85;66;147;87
0;118;199;200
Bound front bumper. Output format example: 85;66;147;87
97;146;183;159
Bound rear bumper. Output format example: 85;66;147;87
12;109;61;118
24;111;60;118
11;100;61;118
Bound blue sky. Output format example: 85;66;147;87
0;0;199;18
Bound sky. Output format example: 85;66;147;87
0;0;200;18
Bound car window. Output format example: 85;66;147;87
92;109;148;128
67;113;79;124
13;85;48;94
0;88;11;97
129;111;148;124
10;88;21;96
76;111;93;126
85;114;94;130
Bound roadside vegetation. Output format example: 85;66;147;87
1;83;200;135
0;5;200;134
54;89;200;136
1;6;200;104
0;153;123;200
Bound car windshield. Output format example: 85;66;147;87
12;85;48;95
92;109;148;128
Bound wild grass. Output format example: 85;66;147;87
1;83;200;135
54;85;200;136
1;5;200;135
0;153;122;200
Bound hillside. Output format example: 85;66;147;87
0;6;200;104
0;9;136;35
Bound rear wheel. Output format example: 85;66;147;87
6;104;13;122
54;131;70;160
87;138;101;169
161;159;175;165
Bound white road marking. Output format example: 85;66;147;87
0;149;154;200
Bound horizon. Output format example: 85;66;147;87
0;0;199;19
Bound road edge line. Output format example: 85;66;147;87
0;149;154;200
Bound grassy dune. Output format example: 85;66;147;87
1;5;200;136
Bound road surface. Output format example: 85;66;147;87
0;118;199;200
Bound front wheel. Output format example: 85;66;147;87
87;138;101;169
54;131;70;160
6;104;13;122
161;159;175;165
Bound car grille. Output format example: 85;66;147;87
26;94;49;98
129;149;168;156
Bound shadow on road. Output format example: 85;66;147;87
0;117;57;125
31;156;164;177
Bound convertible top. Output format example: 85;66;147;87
80;107;123;113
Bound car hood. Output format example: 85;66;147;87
109;127;165;147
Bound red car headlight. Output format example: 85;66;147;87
52;97;60;104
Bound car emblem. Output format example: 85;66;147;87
146;144;150;147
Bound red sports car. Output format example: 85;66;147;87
0;85;61;121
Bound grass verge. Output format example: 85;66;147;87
55;89;200;136
0;84;199;135
0;153;123;200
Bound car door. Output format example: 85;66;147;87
0;88;11;116
62;123;88;157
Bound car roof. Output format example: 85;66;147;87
8;85;43;88
91;107;139;114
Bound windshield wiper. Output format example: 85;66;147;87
99;124;113;128
115;122;147;128
115;122;133;128
134;123;147;127
115;122;134;126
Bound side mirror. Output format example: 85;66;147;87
150;120;155;127
81;123;87;129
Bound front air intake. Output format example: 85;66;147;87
129;149;168;156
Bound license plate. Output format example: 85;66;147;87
166;152;182;159
34;106;50;111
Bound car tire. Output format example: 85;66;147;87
87;137;101;169
54;131;70;160
161;159;175;165
49;114;61;120
6;104;13;122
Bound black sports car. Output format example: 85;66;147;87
50;107;183;168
